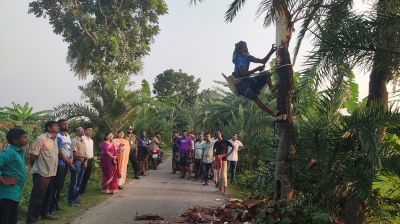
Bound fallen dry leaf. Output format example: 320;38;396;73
135;214;164;221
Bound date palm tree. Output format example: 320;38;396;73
54;76;141;142
302;1;400;221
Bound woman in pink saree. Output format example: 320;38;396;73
100;131;119;194
114;130;131;188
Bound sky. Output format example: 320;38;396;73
0;0;372;111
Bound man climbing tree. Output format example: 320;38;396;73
230;41;277;116
190;0;298;202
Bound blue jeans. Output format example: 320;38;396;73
203;163;212;184
68;160;85;204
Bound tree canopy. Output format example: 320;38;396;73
28;0;168;79
153;69;201;105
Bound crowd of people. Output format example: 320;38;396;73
0;119;244;224
0;120;165;224
0;120;98;224
172;130;244;195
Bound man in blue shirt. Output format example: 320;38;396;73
232;41;277;116
0;128;28;224
137;130;150;176
50;119;74;213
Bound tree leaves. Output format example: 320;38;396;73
29;0;168;79
153;69;201;106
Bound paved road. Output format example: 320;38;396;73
73;155;226;224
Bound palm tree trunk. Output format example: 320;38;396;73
273;6;296;201
367;54;392;107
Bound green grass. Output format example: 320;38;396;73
34;184;110;224
17;158;117;224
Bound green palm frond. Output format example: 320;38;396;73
292;0;325;63
306;9;400;75
67;46;91;80
225;0;248;23
54;102;98;120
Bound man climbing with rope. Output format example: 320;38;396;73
230;41;277;116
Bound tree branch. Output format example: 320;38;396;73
72;0;96;42
97;0;108;27
108;0;125;29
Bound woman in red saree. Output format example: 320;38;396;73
100;131;119;194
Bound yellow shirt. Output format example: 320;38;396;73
30;133;58;177
73;136;87;159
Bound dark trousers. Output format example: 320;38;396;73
26;174;54;223
229;161;238;182
129;150;139;177
50;164;68;212
194;158;202;178
68;160;85;204
179;153;189;177
203;163;212;184
79;158;93;194
172;152;180;172
0;198;18;224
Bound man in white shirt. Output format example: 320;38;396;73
227;133;244;183
79;127;94;194
193;134;205;180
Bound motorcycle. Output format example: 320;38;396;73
150;147;160;170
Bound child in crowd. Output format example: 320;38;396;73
0;128;28;224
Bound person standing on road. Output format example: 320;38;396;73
213;131;233;195
26;121;59;223
100;131;118;194
227;133;244;183
0;128;28;224
79;127;94;194
188;132;196;179
68;127;87;206
127;126;140;179
201;133;214;186
171;131;180;174
193;134;205;181
114;130;130;189
137;131;150;176
176;130;193;179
